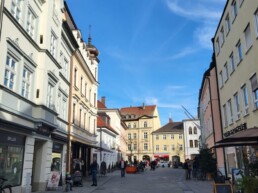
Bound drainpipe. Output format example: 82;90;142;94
0;0;5;41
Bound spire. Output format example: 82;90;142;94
88;25;92;46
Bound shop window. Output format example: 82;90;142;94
51;143;63;172
0;132;25;186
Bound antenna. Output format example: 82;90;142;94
182;105;200;129
88;25;92;45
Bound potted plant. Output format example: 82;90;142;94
198;148;217;180
240;161;258;193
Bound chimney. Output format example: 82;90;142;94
101;96;106;105
169;118;173;123
142;102;145;109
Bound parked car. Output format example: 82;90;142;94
157;161;169;168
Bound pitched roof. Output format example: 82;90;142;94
120;105;156;119
98;100;107;109
152;121;183;134
97;116;118;135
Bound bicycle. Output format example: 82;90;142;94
0;177;12;193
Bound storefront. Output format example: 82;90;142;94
0;131;25;186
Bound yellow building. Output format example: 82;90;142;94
152;119;184;163
120;104;161;162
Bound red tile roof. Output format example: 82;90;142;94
97;116;118;135
120;105;156;118
97;100;107;109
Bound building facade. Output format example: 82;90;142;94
0;0;75;192
152;119;184;163
183;119;201;160
213;0;258;175
64;2;100;177
120;104;161;162
199;56;226;174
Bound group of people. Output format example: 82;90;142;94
183;157;199;180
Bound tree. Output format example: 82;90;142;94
198;148;217;175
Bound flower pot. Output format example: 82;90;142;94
126;166;137;174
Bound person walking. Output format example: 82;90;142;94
90;159;98;186
119;158;127;177
183;159;189;180
187;159;192;180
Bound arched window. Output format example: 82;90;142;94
194;127;197;134
189;127;192;135
144;121;147;127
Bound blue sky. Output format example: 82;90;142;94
66;0;226;126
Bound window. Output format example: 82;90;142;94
84;83;87;97
225;14;231;34
250;74;258;109
224;63;229;82
156;135;159;140
74;68;77;87
144;132;148;139
26;8;36;38
171;145;175;151
133;144;137;150
190;140;193;148
80;77;83;94
229;52;235;73
128;133;131;140
179;144;183;151
144;143;148;150
220;27;225;46
236;41;243;63
244;24;252;51
128;144;131;151
234;92;241;120
194;140;199;148
72;103;76;123
216;38;220;55
171;134;174;139
11;0;22;22
219;71;223;88
156;145;159;151
133;133;136;139
189;127;192;135
163;145;167;151
133;123;136;128
84;112;86;129
223;104;228;127
79;108;82;127
128;123;131;128
21;67;31;98
255;9;258;37
241;84;249;115
179;134;182;139
228;99;233;124
194;127;197;134
47;83;54;109
163;134;166;140
231;0;238;21
144;121;147;127
50;32;57;57
4;55;16;90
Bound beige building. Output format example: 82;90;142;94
152;119;184;163
213;0;258;175
120;104;161;162
64;3;100;176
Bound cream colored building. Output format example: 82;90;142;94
120;104;161;162
213;0;258;175
64;3;100;177
152;119;184;163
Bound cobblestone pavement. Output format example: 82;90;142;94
39;167;213;193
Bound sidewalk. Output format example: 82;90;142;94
39;169;213;193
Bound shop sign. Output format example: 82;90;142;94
53;142;63;152
224;123;247;138
0;132;25;145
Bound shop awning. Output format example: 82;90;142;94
154;154;169;158
212;127;258;148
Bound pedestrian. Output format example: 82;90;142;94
90;159;98;186
183;159;189;180
187;159;192;180
119;158;127;177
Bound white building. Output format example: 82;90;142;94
0;1;76;192
183;119;201;160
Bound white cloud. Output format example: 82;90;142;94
165;47;197;60
194;26;215;49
